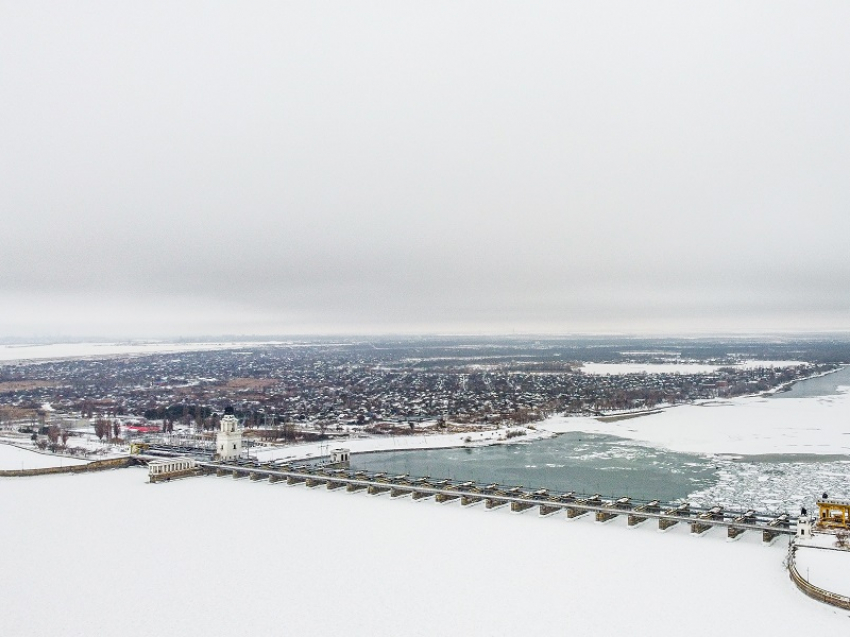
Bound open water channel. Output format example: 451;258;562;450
351;366;850;512
352;433;715;503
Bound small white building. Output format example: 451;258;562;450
329;448;350;465
216;412;242;461
148;458;197;482
797;511;813;539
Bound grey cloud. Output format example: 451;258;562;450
2;2;850;337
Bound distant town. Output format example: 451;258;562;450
0;337;846;456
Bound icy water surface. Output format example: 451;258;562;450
353;368;850;512
354;435;850;513
689;456;850;513
772;364;850;399
352;433;716;503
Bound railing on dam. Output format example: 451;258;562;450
786;545;850;611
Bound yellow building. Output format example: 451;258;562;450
816;497;850;530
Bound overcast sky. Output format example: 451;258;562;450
2;2;849;339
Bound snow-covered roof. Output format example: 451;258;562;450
818;498;850;508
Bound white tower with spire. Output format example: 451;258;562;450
216;407;242;461
796;508;813;540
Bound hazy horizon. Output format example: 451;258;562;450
3;330;850;347
3;2;849;339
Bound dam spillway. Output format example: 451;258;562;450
191;458;797;542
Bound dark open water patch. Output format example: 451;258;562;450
351;432;717;504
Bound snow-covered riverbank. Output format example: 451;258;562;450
252;426;553;463
538;388;850;457
0;443;89;470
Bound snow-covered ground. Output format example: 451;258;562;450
0;430;127;459
795;536;850;597
578;360;802;375
539;389;850;457
738;359;807;370
0;444;88;470
0;467;847;636
252;426;552;463
0;341;281;362
579;362;722;374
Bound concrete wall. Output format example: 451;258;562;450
0;456;138;477
787;545;850;611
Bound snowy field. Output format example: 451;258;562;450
580;362;723;374
795;537;850;597
0;341;280;362
252;427;552;463
0;468;847;637
578;360;801;375
0;444;88;470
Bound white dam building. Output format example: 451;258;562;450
216;409;242;461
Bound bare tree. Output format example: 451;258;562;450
60;429;69;447
47;424;60;445
94;417;109;441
